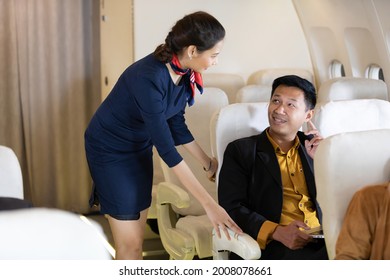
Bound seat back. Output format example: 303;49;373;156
312;99;390;138
314;129;390;259
318;77;389;103
247;68;314;85
0;145;24;199
210;102;269;186
202;73;245;104
235;84;272;103
159;87;229;216
0;208;112;259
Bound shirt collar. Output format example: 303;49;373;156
266;129;300;154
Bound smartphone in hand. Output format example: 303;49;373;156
303;226;324;239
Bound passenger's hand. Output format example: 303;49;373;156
272;221;313;250
205;157;218;182
204;201;242;240
304;120;323;159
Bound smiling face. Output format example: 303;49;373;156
268;85;314;142
181;40;224;73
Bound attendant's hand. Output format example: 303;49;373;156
272;221;313;250
204;201;242;240
205;157;218;182
304;120;323;159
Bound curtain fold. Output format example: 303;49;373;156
0;0;101;213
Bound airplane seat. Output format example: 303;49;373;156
314;129;390;259
246;68;314;86
312;99;390;138
210;102;270;259
317;77;389;103
0;207;112;259
235;84;272;103
156;87;229;260
211;102;269;183
0;145;24;200
202;73;245;104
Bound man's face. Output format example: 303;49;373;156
268;85;313;141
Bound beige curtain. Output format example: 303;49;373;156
0;0;101;213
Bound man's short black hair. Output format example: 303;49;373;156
271;75;317;110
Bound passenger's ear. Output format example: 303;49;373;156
305;109;314;122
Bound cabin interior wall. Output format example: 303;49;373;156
87;0;390;100
132;0;313;82
100;0;134;100
293;0;390;97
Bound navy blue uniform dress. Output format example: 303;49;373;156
85;54;194;220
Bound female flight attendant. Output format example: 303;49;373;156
85;11;242;259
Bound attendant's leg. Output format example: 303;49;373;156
108;208;149;260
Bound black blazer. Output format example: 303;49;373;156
218;129;322;241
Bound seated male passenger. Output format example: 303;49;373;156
335;181;390;260
218;75;328;259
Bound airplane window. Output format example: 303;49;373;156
366;64;385;82
329;60;345;78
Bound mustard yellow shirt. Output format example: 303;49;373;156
257;130;320;249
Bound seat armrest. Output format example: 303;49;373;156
212;228;261;260
156;181;195;259
156;181;190;208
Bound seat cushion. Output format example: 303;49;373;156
176;215;213;259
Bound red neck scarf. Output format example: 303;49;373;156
169;54;203;106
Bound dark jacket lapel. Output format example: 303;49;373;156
255;131;282;187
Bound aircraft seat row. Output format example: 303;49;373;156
152;69;389;239
0;208;112;259
203;69;389;104
1;76;389;260
156;75;390;260
0;145;113;259
202;68;314;104
318;77;388;103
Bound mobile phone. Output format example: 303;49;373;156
306;133;314;141
303;226;324;239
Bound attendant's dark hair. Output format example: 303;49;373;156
271;75;317;110
154;11;225;63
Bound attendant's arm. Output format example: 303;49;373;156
182;140;217;181
171;160;242;238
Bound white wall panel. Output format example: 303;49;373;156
100;0;133;100
133;0;312;81
294;0;390;92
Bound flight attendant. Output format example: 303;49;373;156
85;11;242;259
